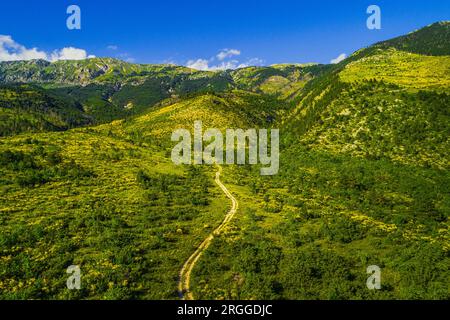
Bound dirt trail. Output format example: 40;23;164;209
178;166;238;300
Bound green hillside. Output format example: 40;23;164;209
189;23;450;299
0;84;91;136
230;64;331;98
284;26;450;169
0;86;288;299
0;22;449;300
101;90;287;141
374;21;450;56
0;58;326;128
0;129;231;299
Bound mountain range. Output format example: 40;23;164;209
0;22;448;300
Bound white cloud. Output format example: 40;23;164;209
187;58;264;71
50;47;95;62
115;52;136;63
0;35;95;62
161;58;177;65
0;35;47;61
236;58;265;69
187;50;264;71
107;45;118;50
216;60;241;70
186;59;211;71
217;48;241;61
330;53;347;64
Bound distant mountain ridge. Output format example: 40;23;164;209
0;21;448;85
0;58;328;135
0;57;326;88
0;21;449;301
0;21;448;138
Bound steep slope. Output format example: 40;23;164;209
230;64;331;98
374;21;450;56
0;22;448;301
0;58;314;126
188;22;450;300
0;129;233;299
283;22;450;169
0;58;193;85
0;58;235;123
95;90;288;150
0;88;287;299
0;84;91;136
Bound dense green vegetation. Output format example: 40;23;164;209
0;84;91;136
374;21;450;56
0;132;228;299
190;22;449;300
0;57;325;130
0;22;449;300
230;64;331;98
191;146;448;299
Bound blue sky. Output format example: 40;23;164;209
0;0;448;68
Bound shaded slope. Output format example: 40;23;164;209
374;21;450;56
0;58;315;128
0;84;91;136
96;90;288;149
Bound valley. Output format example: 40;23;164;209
178;165;239;300
0;22;449;300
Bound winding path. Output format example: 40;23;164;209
178;166;238;300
